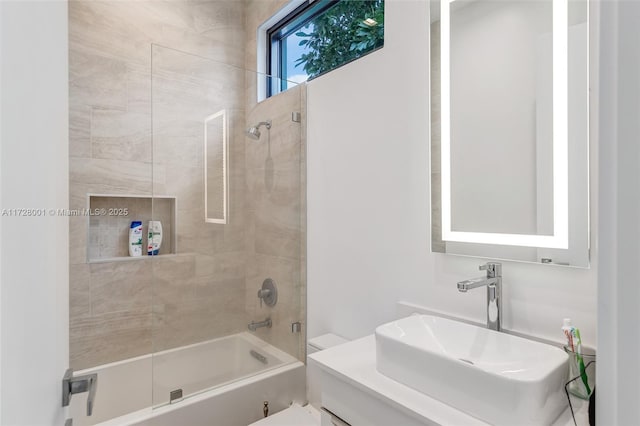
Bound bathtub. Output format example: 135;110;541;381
69;332;306;426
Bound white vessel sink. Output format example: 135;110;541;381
375;315;569;425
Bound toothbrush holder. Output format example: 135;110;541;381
563;345;596;400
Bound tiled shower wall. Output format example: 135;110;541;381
244;85;306;359
69;0;306;369
69;0;247;369
149;46;250;354
243;0;307;361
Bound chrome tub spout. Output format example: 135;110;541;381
248;318;272;331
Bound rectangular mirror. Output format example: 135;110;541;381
431;0;590;267
204;109;228;224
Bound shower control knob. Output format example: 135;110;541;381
257;278;277;307
257;288;271;307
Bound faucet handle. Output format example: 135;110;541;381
257;278;277;308
479;262;502;277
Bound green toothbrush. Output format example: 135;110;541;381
574;328;591;395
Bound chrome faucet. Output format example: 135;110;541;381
457;262;502;331
248;318;272;331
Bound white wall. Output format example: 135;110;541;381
0;2;4;419
0;1;69;424
307;0;597;348
596;0;640;424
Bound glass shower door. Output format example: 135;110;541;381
150;44;306;408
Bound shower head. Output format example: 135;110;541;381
246;126;261;140
245;120;271;140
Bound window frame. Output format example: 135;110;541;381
266;0;339;97
265;0;385;98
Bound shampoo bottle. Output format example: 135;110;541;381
147;221;163;256
129;221;143;257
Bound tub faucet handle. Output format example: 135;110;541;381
62;368;98;416
257;278;277;308
257;288;271;307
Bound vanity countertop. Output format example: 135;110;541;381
309;335;589;426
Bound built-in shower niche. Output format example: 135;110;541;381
87;194;177;263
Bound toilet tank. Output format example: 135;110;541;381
307;333;348;354
307;333;348;409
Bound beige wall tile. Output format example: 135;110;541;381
70;158;153;195
91;109;152;162
153;254;197;283
70;104;92;159
245;253;303;359
70;311;152;370
126;65;151;114
89;260;152;315
69;50;128;110
69;215;88;266
254;220;302;261
165;164;203;212
152;120;203;168
194;252;245;280
70;0;307;368
69;1;152;66
244;82;305;360
70;264;91;320
152;277;245;351
152;254;198;307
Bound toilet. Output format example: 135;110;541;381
247;403;320;426
306;333;348;409
248;333;348;426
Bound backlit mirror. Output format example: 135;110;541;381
204;109;228;224
430;0;590;267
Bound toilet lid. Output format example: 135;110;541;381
308;333;348;351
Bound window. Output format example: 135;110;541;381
267;0;385;97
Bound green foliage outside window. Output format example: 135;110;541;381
294;0;385;79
